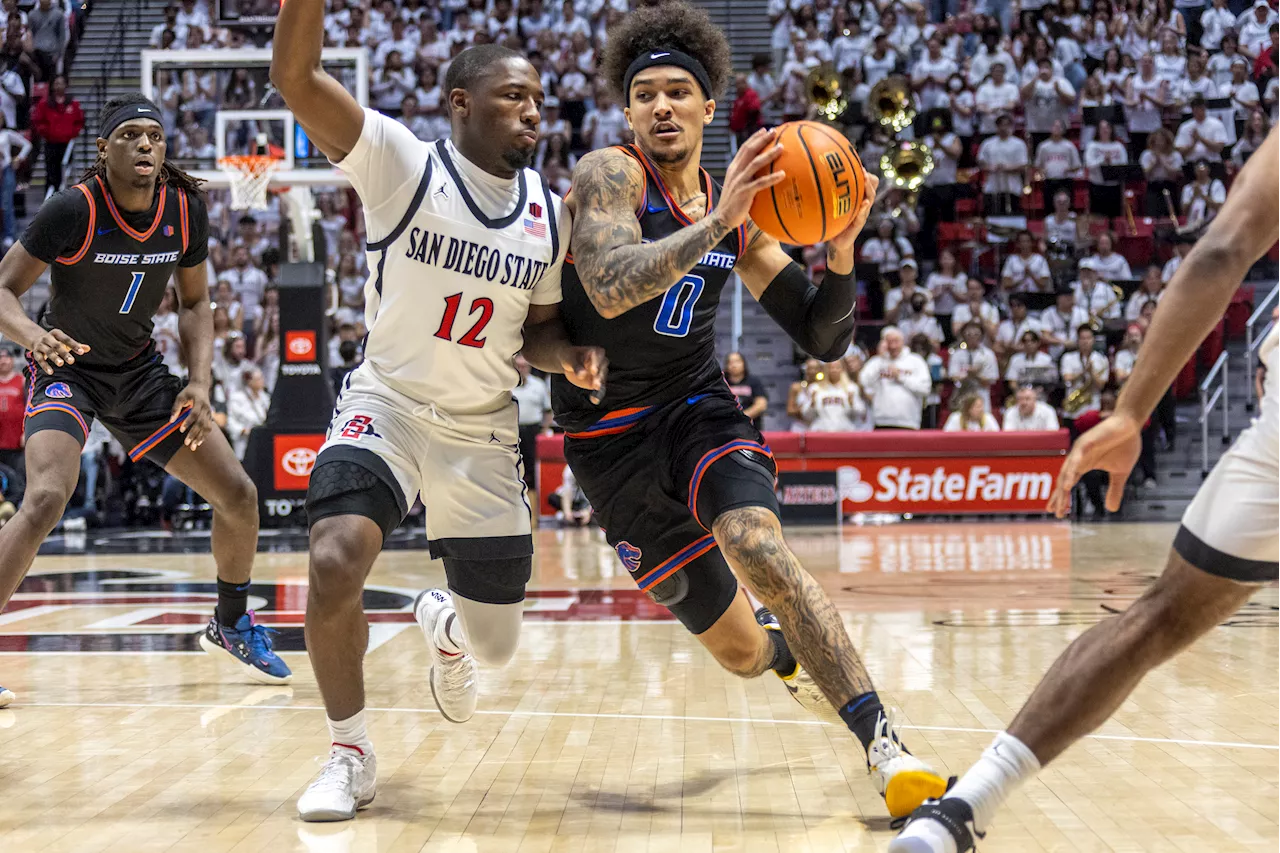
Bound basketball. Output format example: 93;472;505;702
749;121;866;247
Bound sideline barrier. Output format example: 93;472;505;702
537;430;1070;518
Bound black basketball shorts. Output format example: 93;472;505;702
24;351;189;466
564;388;779;634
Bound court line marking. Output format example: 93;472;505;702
18;701;1278;751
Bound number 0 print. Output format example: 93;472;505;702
119;271;145;314
653;274;705;338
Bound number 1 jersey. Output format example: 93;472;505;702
337;110;566;415
552;144;746;434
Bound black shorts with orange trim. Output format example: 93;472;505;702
24;348;188;466
563;386;778;634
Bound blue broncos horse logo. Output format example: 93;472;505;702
615;541;643;573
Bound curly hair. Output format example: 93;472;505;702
81;94;206;196
600;1;731;101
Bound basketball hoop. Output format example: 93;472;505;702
218;154;280;210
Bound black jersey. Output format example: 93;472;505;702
20;175;209;368
552;144;747;434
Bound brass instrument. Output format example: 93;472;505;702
1084;283;1125;333
880;140;935;195
1062;348;1097;416
867;74;915;133
806;64;847;122
1161;188;1178;224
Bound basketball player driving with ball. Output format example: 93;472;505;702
553;0;947;818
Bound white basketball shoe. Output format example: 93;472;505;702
414;588;477;723
0;685;13;708
868;708;950;819
297;744;376;822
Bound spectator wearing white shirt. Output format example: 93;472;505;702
948;321;1000;397
1003;385;1061;430
582;90;628;150
1126;55;1169;152
512;354;552;492
370;52;416;113
415;18;450;64
859;217;914;275
1180;158;1227;227
861;32;899;88
0;113;29;246
1226;59;1261;125
1005;331;1059;393
1084;119;1128;220
174;0;210;38
831;20;868;76
975;62;1020;135
802;360;869;432
1021;58;1076;145
1043;189;1084;248
1059;325;1110;417
1083;232;1133;281
1174;52;1220;112
1139;127;1184;215
1200;0;1237;50
1175;96;1228;160
1001;231;1053;295
1125;265;1164;320
1034;120;1082;209
747;53;778;105
995;294;1044;358
911;35;958;111
926;249;967;335
951;278;1001;341
151;5;187;48
1040;289;1091;357
1162;235;1194;282
943;393;1001;432
553;0;592;41
1153;30;1187;82
977;114;1029;214
900;304;945;349
397;94;432;141
1239;0;1276;58
373;19;419;70
1072;258;1122;321
859;327;932;430
1112;324;1145;385
217;245;269;329
969;34;1016;90
227;366;271;459
884;258;930;324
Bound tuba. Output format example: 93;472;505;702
806;64;847;122
867;74;916;132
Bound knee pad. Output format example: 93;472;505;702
442;554;532;606
306;453;406;542
691;445;779;530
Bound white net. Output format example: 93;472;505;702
218;155;280;210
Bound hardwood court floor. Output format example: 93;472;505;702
0;522;1274;852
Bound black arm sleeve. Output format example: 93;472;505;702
755;260;856;362
179;190;210;268
19;188;88;264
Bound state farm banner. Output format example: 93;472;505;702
783;456;1064;514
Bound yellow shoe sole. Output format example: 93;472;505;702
884;770;949;819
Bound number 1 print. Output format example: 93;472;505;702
119;271;145;314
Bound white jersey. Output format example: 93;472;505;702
336;109;568;415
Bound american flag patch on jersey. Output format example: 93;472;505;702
523;218;546;238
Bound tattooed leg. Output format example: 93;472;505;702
712;506;875;706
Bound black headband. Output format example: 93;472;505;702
100;100;163;139
623;48;713;104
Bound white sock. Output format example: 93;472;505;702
432;608;466;655
327;709;374;756
943;731;1041;833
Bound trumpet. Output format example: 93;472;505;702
806;64;847;122
867;74;915;133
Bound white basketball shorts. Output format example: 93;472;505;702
311;363;532;560
1174;390;1278;582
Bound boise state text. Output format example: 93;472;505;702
94;250;182;265
404;227;550;290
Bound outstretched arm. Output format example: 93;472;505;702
269;0;366;163
568;128;784;319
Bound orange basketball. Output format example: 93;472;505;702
749;121;866;247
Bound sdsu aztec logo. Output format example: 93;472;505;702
0;568;683;653
615;541;643;573
340;414;380;440
44;382;73;399
280;447;317;477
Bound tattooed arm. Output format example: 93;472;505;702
568;147;734;319
568;128;786;319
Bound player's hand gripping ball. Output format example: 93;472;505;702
749;121;867;247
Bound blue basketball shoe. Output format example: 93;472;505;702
199;612;293;684
0;685;13;707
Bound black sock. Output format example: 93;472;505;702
216;578;250;626
838;691;889;754
765;626;798;677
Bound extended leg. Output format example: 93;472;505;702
0;429;81;610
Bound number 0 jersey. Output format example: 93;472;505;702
19;175;208;368
336;110;566;415
551;144;746;434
